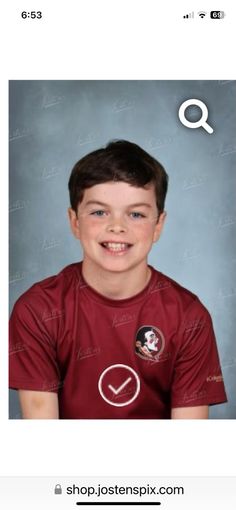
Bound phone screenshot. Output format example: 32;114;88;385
1;0;236;508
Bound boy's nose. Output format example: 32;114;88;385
106;218;127;233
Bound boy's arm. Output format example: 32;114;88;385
18;390;59;419
171;406;209;419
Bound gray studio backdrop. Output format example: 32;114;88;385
9;80;236;419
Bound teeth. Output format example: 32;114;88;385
103;242;129;251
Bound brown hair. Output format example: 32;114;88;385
68;140;168;214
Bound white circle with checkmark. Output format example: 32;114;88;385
98;364;140;407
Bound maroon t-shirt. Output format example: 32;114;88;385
9;263;227;418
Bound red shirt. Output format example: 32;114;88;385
9;263;227;418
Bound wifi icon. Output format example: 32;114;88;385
198;11;207;18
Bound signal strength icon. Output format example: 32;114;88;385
183;12;194;18
198;11;207;18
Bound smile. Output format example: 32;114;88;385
100;242;132;253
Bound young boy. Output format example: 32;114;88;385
9;140;227;419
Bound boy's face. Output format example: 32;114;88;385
68;181;166;275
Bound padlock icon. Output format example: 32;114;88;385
54;484;62;495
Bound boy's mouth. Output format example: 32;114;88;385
100;242;132;253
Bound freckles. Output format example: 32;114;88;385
138;224;154;237
82;216;98;227
82;220;102;237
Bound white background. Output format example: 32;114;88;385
0;0;235;478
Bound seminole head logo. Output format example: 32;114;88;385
135;325;165;361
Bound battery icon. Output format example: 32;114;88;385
210;11;225;19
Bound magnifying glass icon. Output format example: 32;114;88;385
178;99;214;134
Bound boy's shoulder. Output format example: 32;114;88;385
12;263;82;312
150;266;210;319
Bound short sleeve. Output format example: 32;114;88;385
9;297;61;392
171;300;227;408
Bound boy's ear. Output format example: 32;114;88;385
153;211;167;243
68;207;80;239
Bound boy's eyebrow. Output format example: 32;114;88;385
84;200;152;208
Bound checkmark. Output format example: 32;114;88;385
108;376;132;395
98;364;140;407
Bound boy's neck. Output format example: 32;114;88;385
81;261;151;300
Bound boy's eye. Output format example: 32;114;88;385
90;210;107;217
130;212;146;219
